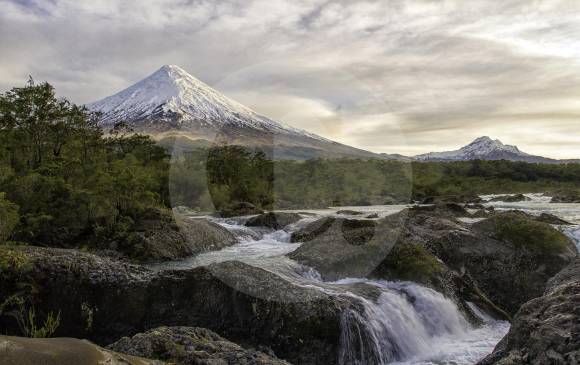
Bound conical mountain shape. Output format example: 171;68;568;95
88;65;390;159
415;136;577;163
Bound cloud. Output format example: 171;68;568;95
1;0;580;158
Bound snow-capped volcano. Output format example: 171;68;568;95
415;136;577;163
88;65;389;159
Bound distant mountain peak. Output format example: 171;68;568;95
415;136;537;162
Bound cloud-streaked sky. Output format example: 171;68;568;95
2;0;580;158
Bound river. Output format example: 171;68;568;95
150;194;580;365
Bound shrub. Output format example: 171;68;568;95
0;193;19;244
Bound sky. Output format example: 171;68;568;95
1;0;580;158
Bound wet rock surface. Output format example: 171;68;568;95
289;208;577;318
0;247;351;365
478;258;580;365
289;216;399;280
245;212;303;230
488;194;531;202
218;202;264;218
109;209;237;263
108;326;290;365
551;193;580;203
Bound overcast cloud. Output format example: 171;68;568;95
1;0;580;158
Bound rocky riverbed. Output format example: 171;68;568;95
1;198;579;365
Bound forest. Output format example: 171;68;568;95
2;81;580;249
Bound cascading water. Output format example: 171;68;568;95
338;280;470;364
151;212;510;364
336;280;509;365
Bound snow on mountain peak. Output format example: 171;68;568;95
415;136;528;161
87;65;328;143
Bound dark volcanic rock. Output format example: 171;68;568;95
219;202;264;218
335;210;364;215
289;216;396;280
412;203;470;217
117;209;237;263
108;326;289;365
420;194;482;204
551;192;580;203
537;212;573;225
0;247;351;365
448;212;577;316
488;194;531;203
0;335;161;365
289;208;577;318
245;212;302;230
478;258;580;365
176;215;238;255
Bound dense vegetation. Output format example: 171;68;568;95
2;80;580;248
0;80;169;248
171;148;580;210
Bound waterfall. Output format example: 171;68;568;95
337;280;471;365
563;226;580;253
155;215;510;364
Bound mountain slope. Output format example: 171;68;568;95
415;136;579;164
88;65;397;160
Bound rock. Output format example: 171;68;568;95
176;215;238;255
289;208;577;318
537;212;573;225
0;335;161;365
478;258;580;365
288;217;395;280
420;194;482;204
550;192;580;203
488;194;531;203
117;209;237;263
108;326;290;365
365;213;379;219
0;247;354;365
409;203;471;218
443;212;577;316
465;203;486;210
219;202;264;218
335;210;364;215
245;212;302;230
288;210;510;322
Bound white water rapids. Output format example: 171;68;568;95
150;197;580;364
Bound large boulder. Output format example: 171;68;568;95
551;192;580;203
108;326;290;365
0;246;354;365
478;258;580;365
287;211;508;322
434;212;577;316
289;209;577;318
218;202;264;218
0;335;161;365
113;209;237;263
288;216;401;280
488;194;530;203
245;212;303;230
176;215;238;255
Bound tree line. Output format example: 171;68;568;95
2;81;580;248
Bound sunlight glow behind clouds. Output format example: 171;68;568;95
1;0;580;158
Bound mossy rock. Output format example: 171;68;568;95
474;214;572;254
371;243;445;286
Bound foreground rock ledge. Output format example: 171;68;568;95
478;258;580;365
0;336;161;365
0;246;351;365
108;326;290;364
